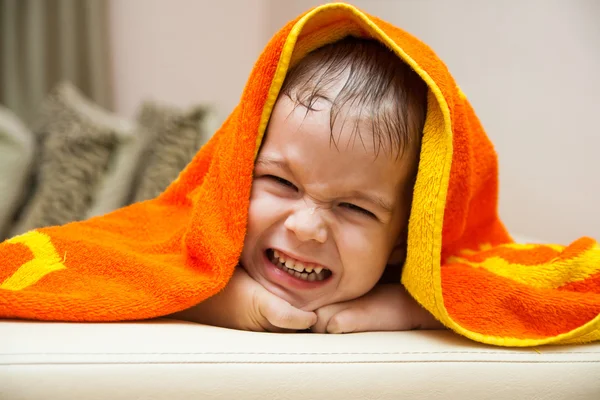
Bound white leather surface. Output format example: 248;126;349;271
1;318;599;400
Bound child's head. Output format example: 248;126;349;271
241;37;427;310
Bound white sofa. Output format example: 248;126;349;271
2;318;600;400
3;232;600;399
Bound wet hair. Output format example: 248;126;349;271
280;36;428;160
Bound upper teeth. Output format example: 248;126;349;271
274;250;324;274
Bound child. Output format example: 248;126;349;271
172;37;443;333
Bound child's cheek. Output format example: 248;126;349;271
249;188;290;226
338;227;388;290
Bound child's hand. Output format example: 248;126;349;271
171;267;317;332
311;284;444;333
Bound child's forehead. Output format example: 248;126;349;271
265;93;418;163
276;36;427;164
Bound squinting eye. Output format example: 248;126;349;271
267;175;297;191
339;203;375;218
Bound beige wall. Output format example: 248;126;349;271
108;0;267;120
108;0;600;243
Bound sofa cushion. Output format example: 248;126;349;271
1;318;598;400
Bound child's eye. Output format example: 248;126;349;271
339;203;375;218
267;175;297;191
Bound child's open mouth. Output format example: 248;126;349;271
266;248;332;282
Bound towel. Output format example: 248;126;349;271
1;3;598;347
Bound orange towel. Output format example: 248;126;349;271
1;3;599;347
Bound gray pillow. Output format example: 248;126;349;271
131;102;213;202
10;82;120;235
0;107;35;239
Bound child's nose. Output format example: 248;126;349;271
284;207;327;243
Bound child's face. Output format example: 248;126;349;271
240;92;418;311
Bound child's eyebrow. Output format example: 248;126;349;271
345;190;394;214
255;156;394;214
255;157;293;174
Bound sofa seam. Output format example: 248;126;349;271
2;351;599;356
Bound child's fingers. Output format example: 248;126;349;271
311;302;349;333
310;314;328;333
325;302;417;333
258;294;317;331
326;307;362;334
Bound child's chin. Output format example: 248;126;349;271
261;280;325;311
285;294;332;312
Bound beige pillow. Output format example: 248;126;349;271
10;82;137;235
131;102;214;202
0;107;35;239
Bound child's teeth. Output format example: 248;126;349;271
285;259;295;270
293;262;305;272
272;251;329;281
